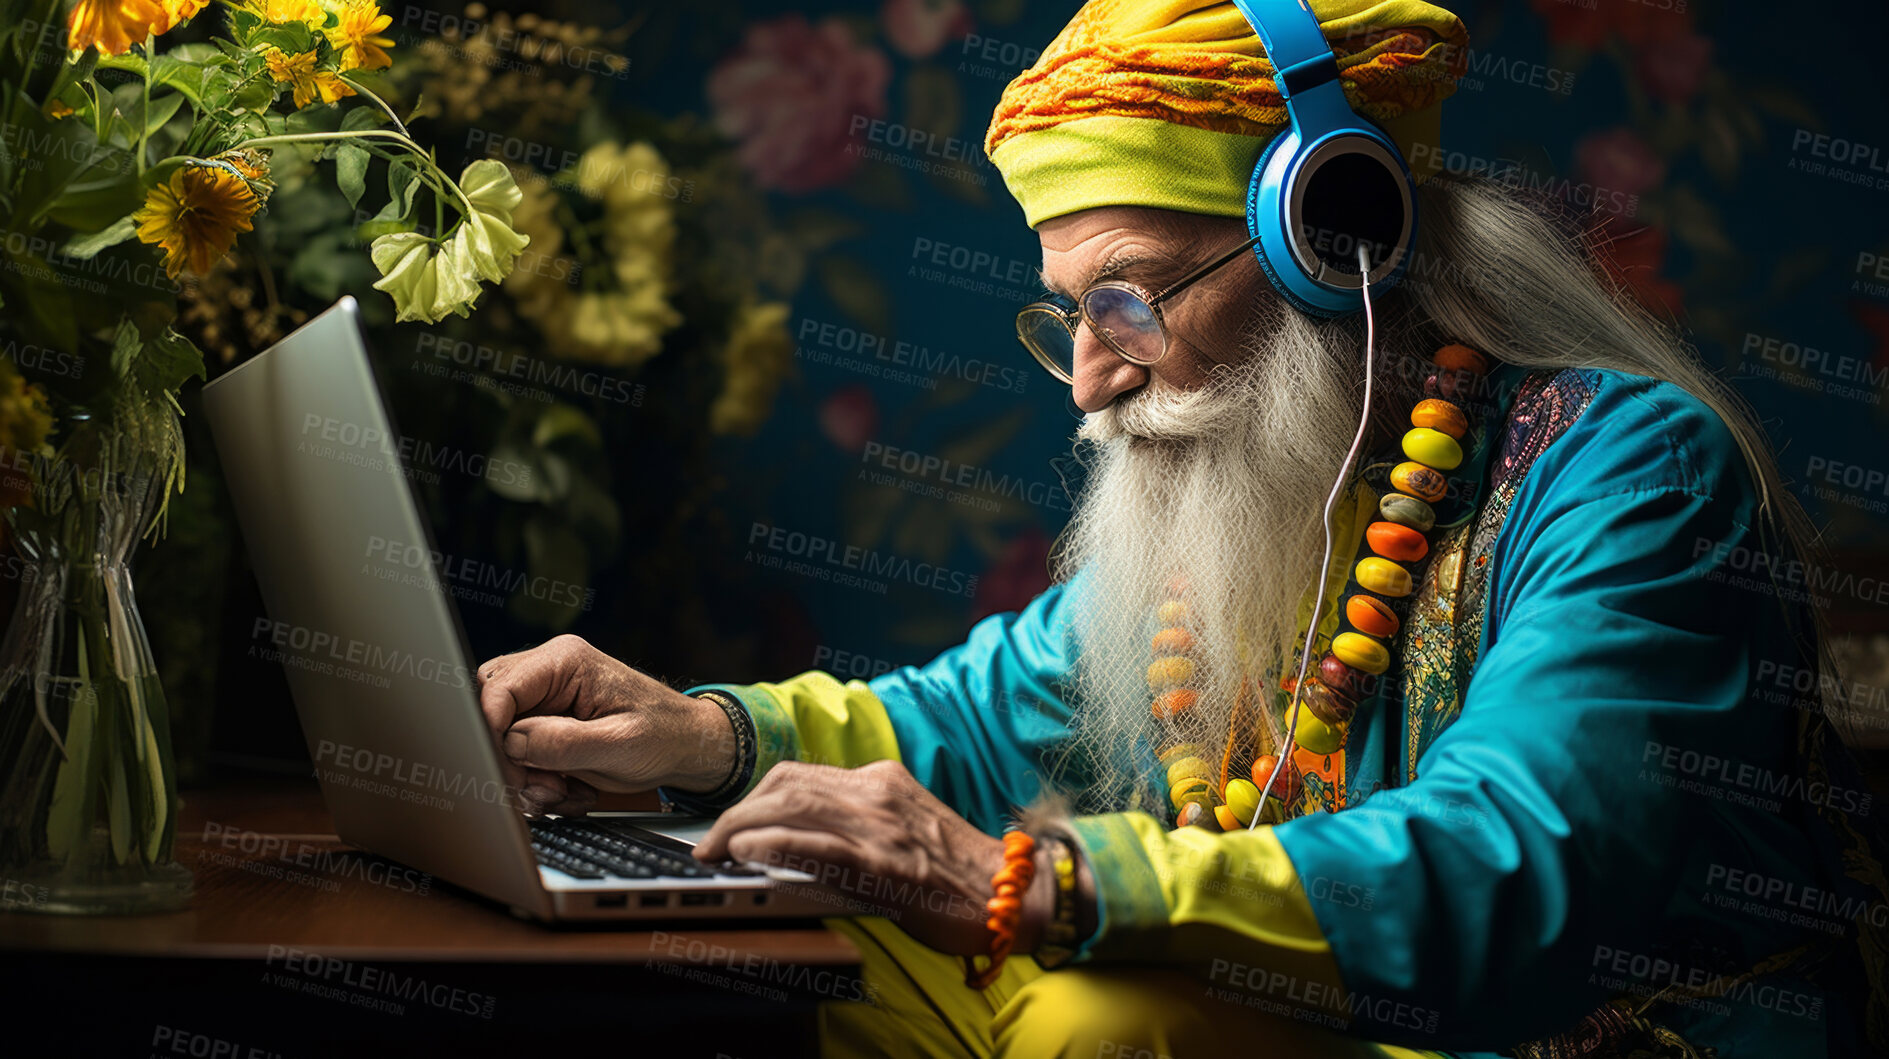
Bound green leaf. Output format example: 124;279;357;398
160;42;228;66
8;91;113;228
0;246;78;351
143;92;186;136
249;23;315;56
139;328;208;396
109;318;206;397
228;7;262;36
46;49;100;106
44;144;142;231
341;103;383;132
386;159;419;214
94;52;149;77
61;216;136;259
335;142;369;210
231;74;273;112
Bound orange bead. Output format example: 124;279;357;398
1390;461;1448;503
1213;804;1241;831
1250;753;1304;805
1433;343;1488;374
1152;626;1194;654
1410;398;1467;439
1151;688;1199;721
1366;521;1429;562
1345;594;1401;638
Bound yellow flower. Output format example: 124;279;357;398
326;1;394;71
710;301;793;436
506;142;684;367
256;0;325;28
261;46;352;108
213;148;276;209
46;100;74;119
151;0;211;35
66;0;168;56
0;360;54;530
134;165;260;278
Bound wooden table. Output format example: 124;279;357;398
0;779;860;1058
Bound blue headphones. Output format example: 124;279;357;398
1230;0;1419;318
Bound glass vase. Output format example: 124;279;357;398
0;412;190;914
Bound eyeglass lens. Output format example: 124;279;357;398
1015;287;1166;383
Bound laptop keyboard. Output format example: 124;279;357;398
529;817;719;880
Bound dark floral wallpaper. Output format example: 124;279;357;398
120;0;1889;775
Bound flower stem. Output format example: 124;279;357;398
137;31;154;177
338;74;410;140
231;129;477;217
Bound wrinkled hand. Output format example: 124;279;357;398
476;635;735;817
693;760;1022;957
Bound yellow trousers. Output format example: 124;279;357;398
819;917;1448;1059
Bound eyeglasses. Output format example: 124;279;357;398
1015;233;1264;384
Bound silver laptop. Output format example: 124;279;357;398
202;297;831;922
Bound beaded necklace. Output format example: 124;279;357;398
1151;343;1494;831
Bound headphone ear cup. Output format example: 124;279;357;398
1245;132;1350;320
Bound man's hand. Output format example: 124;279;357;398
693;760;1050;957
476;635;736;816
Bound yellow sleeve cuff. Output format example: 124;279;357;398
690;671;903;799
1063;813;1350;1015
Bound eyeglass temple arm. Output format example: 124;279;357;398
1149;233;1267;305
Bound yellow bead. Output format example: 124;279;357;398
1147;655;1196;689
1332;631;1391;675
1156;600;1188;625
1355;556;1413;597
1293;700;1345;754
1222;778;1260;825
1165;756;1214;788
1169;776;1215;811
1402;428;1464;471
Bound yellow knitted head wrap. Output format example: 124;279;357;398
985;0;1470;228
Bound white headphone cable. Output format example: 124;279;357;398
1250;243;1378;829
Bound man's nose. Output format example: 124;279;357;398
1069;321;1147;414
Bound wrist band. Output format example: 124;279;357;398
962;829;1036;990
1034;835;1082;969
691;690;756;805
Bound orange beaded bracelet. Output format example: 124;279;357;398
962;829;1036;989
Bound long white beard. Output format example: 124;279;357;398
1046;305;1390;816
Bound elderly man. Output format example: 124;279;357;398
475;1;1886;1056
